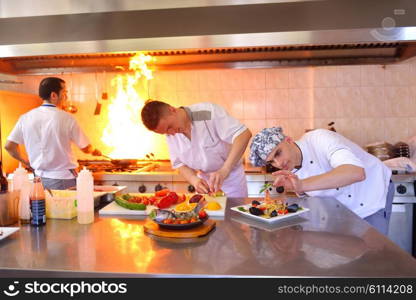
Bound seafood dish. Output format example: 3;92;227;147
231;199;310;223
149;198;209;230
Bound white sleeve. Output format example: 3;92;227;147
313;130;364;169
7;117;24;144
69;118;90;149
210;103;247;144
166;137;184;169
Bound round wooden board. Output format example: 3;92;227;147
144;219;216;238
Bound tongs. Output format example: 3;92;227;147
101;154;112;160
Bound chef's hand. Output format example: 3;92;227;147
190;176;211;194
91;148;102;156
272;170;304;195
208;168;229;193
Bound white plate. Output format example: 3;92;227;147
230;203;310;223
0;227;20;241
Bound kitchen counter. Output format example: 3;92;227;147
391;173;416;183
0;197;415;278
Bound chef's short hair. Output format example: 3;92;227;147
39;77;65;100
141;100;171;130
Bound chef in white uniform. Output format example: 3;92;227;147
6;77;102;190
141;100;252;197
249;127;394;234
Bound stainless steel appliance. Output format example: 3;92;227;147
1;0;416;74
388;174;416;256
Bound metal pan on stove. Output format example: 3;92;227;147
101;155;138;167
109;159;138;167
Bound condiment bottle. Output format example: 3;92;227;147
30;176;46;226
76;167;94;224
12;163;31;224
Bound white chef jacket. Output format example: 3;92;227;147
167;102;248;197
7;104;90;179
295;129;391;218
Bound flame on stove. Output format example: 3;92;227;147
101;53;160;159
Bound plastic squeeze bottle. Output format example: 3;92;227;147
13;163;31;224
76;167;94;224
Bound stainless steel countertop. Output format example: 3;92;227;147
0;197;415;277
391;173;416;183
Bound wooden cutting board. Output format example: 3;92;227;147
143;219;216;238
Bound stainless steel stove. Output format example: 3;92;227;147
389;173;416;256
79;160;194;194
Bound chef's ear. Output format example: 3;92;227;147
167;106;176;114
284;136;294;144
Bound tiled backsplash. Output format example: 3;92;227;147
2;56;416;160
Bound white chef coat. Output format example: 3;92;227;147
295;129;391;218
7;104;90;179
167;102;248;197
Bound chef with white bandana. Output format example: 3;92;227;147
141;100;252;198
249;127;394;235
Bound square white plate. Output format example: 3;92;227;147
0;227;20;241
230;203;310;223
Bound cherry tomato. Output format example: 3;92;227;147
148;196;158;205
198;210;207;219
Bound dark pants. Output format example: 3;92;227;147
41;178;76;190
364;180;394;235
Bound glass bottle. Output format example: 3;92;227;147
0;161;8;193
30;176;46;226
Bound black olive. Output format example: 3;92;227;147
249;207;263;216
276;186;285;193
287;203;299;213
251;200;261;206
270;210;278;217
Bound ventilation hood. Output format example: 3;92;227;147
1;0;416;74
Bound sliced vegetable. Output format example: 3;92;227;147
157;195;175;209
121;194;132;201
238;207;247;212
259;183;273;194
115;196;146;210
155;189;170;197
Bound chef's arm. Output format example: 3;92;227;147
178;165;210;194
221;129;252;175
4;140;30;167
300;164;365;193
81;144;102;156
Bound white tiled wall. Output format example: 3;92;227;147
147;58;416;150
2;56;416;161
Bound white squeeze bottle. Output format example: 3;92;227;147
13;163;31;224
76;167;94;224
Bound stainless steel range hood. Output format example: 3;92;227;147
1;0;416;74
